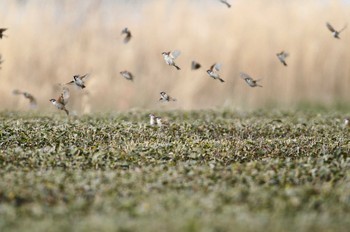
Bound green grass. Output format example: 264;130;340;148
0;110;349;232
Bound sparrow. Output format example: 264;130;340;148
66;74;89;89
344;117;350;128
191;61;201;70
240;72;263;87
159;91;176;102
49;87;70;115
219;0;231;8
121;27;132;44
276;51;289;66
162;50;181;70
13;89;37;108
156;117;164;127
149;114;157;126
0;28;8;39
207;63;225;82
120;70;134;81
326;22;347;39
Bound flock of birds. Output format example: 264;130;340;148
0;0;349;127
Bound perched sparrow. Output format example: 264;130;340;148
13;89;37;108
149;114;157;126
162;50;181;70
66;74;89;89
326;22;347;39
207;63;225;82
0;28;8;39
240;72;263;87
191;61;201;70
49;87;70;115
344;117;350;128
120;70;134;81
159;91;176;102
219;0;231;8
121;27;132;44
276;51;289;66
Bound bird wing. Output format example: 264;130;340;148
339;24;347;33
214;63;222;71
58;87;70;105
326;22;336;32
66;80;75;85
13;89;23;95
170;50;181;59
240;72;251;80
80;73;89;80
0;28;7;33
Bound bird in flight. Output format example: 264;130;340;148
49;87;70;115
120;70;134;81
66;74;89;89
159;91;176;102
240;72;263;87
162;50;181;70
219;0;231;8
0;28;8;39
121;27;132;43
276;51;289;66
13;90;37;108
326;22;347;39
207;63;225;82
191;61;201;70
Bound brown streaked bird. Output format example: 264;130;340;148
191;61;201;70
13;90;37;108
0;28;8;39
219;0;231;8
66;74;89;89
156;116;169;127
276;51;289;66
159;91;176;102
49;87;70;115
121;27;132;44
120;70;134;81
162;50;181;70
207;63;225;83
240;72;263;87
326;22;347;39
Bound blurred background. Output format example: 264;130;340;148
0;0;350;114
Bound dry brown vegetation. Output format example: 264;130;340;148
0;0;350;113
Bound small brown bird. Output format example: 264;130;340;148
162;50;181;70
121;27;132;43
49;87;70;115
120;70;134;81
0;28;8;39
13;90;37;108
149;114;157;126
66;74;89;89
219;0;231;8
276;51;289;66
326;22;347;39
207;63;225;82
344;117;350;128
240;72;263;87
159;91;176;102
191;61;201;70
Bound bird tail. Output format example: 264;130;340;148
174;64;181;70
282;61;287;66
219;78;225;83
64;108;69;115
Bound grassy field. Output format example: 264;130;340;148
0;110;349;232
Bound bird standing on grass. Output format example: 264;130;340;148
240;72;263;87
13;90;37;108
159;91;176;102
49;87;70;115
326;22;347;39
207;63;225;82
66;74;89;89
162;50;181;70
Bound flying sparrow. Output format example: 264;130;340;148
326;22;347;39
121;27;132;44
13;90;37;108
191;61;201;70
162;50;181;70
120;70;134;81
276;51;289;66
0;28;8;39
240;72;263;87
207;63;225;82
66;74;89;89
49;87;70;115
219;0;231;8
159;91;176;102
149;114;157;126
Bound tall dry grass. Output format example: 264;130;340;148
0;0;350;113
